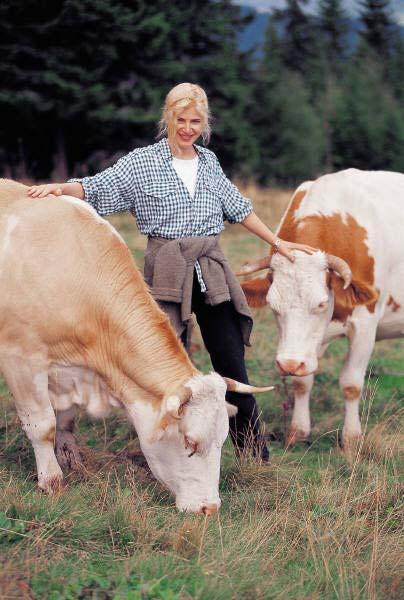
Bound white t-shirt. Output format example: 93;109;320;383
172;156;199;198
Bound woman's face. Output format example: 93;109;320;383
172;106;203;152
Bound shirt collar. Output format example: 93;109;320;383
157;137;209;162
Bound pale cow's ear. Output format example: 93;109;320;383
156;395;182;430
152;387;193;441
241;275;272;308
150;396;181;442
226;402;238;417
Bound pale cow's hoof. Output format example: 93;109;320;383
285;427;310;448
38;473;65;495
55;431;83;471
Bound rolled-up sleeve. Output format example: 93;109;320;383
214;157;253;224
68;152;140;216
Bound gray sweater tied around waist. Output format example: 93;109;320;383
144;235;253;346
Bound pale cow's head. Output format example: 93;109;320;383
241;250;378;376
128;373;272;513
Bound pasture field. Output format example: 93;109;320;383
0;186;403;599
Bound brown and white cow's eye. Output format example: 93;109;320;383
313;301;328;314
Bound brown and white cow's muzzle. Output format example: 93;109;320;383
275;355;318;377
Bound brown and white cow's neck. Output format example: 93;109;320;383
274;169;404;322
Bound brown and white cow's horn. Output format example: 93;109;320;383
326;254;352;289
223;377;274;394
236;255;271;276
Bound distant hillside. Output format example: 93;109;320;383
238;7;269;55
237;5;403;57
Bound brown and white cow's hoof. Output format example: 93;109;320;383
341;432;364;456
285;427;310;448
55;431;83;471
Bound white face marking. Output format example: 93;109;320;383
126;373;229;512
269;251;334;373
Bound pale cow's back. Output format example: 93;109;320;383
0;180;145;363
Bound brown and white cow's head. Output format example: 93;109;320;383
127;372;272;513
241;250;378;376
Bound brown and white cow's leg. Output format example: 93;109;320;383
1;358;63;492
285;342;329;447
55;406;83;471
286;374;314;447
339;312;378;450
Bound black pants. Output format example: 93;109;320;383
187;275;269;459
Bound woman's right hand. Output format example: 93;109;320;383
27;183;63;198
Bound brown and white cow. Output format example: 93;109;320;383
240;169;404;448
0;179;272;512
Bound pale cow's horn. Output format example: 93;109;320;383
326;254;352;290
236;255;271;276
223;377;274;394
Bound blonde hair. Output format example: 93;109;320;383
158;82;211;145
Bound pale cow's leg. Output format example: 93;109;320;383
286;374;314;447
339;313;378;450
55;407;83;471
1;359;63;492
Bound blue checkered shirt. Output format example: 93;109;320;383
69;137;253;289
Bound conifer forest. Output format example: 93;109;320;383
1;0;403;184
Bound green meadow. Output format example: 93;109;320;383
1;188;403;599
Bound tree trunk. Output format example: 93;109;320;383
52;129;68;181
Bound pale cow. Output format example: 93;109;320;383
240;169;404;448
0;179;272;513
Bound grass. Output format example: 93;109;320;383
1;185;403;599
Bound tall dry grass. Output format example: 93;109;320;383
1;397;402;598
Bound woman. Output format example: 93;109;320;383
28;82;314;461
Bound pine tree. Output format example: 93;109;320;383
331;58;404;171
315;1;348;171
250;23;283;183
273;0;317;74
359;0;396;58
387;30;404;100
251;22;324;184
318;0;348;69
0;0;255;180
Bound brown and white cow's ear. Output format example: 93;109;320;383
241;275;272;308
225;402;238;417
328;271;379;316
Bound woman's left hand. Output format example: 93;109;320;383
274;239;318;262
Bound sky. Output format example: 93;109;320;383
234;0;404;26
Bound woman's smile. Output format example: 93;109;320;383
173;106;203;155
